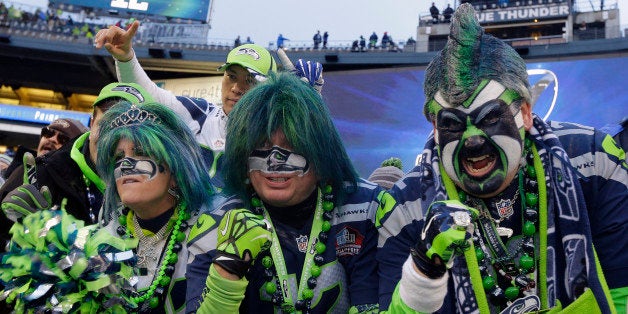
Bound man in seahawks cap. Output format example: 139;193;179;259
95;21;323;188
0;83;153;238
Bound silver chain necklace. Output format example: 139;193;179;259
132;213;170;271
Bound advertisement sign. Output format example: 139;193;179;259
55;0;211;22
154;76;223;104
0;104;91;126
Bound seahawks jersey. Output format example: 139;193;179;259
186;179;382;313
101;204;211;314
376;121;628;311
117;57;226;188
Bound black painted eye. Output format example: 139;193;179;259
440;115;465;132
481;111;500;125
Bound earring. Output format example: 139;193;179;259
168;187;180;200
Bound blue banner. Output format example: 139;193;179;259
55;0;210;22
0;104;91;127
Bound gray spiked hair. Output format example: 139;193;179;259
423;3;531;121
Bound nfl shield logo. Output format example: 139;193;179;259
496;199;514;219
296;235;308;253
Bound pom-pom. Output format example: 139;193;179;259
0;208;138;313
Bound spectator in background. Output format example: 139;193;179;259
245;36;253;44
406;37;417;45
313;30;322;49
359;35;366;51
234;35;241;47
369;31;378;48
381;31;390;49
430;2;440;23
368;157;404;189
323;31;329;49
443;4;454;23
277;33;289;48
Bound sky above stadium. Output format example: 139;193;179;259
12;0;628;47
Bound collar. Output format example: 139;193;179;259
70;132;105;192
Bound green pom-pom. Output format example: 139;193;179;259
381;157;403;170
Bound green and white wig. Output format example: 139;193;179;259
97;101;215;222
223;72;360;204
423;3;531;122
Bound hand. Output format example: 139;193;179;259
411;200;477;278
276;49;324;93
94;20;140;62
2;184;52;222
212;209;272;278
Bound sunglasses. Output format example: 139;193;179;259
41;127;70;145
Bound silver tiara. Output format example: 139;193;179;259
110;105;162;128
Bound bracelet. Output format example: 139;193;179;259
410;248;446;279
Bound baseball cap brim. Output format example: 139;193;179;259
218;44;276;81
94;83;154;106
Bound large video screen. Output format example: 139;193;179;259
323;56;628;178
54;0;210;22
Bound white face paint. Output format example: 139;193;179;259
432;80;526;197
248;146;310;177
114;157;164;181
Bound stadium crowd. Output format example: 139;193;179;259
0;3;627;314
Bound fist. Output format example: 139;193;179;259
420;200;477;263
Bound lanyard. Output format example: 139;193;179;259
260;188;324;313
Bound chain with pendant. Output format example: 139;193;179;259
133;214;170;272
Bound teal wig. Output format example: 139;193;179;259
423;3;531;121
96;101;215;221
223;72;360;204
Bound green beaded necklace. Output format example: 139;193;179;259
116;204;191;310
250;185;334;313
442;136;545;310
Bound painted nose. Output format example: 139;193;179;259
464;135;486;150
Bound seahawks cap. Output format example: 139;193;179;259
93;82;155;107
218;44;277;81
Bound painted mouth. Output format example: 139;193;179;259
463;154;496;178
460;142;499;180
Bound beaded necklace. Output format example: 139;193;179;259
250;185;334;313
116;203;191;310
442;137;544;310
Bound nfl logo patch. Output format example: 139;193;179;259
496;199;514;219
296;235;308;253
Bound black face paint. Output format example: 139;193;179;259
248;146;310;176
437;99;524;197
114;157;165;181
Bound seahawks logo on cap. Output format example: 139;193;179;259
111;85;146;103
235;47;260;60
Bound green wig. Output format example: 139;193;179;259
96;101;215;221
423;3;531;121
223;72;360;204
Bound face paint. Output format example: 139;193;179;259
434;80;525;197
114;157;165;181
248;146;310;176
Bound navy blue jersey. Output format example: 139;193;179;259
186;180;382;313
377;121;628;312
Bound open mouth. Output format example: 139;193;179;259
463;154;496;177
460;144;499;180
267;177;289;183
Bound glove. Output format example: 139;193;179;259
411;200;477;278
212;209;272;278
2;184;52;222
276;49;324;93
